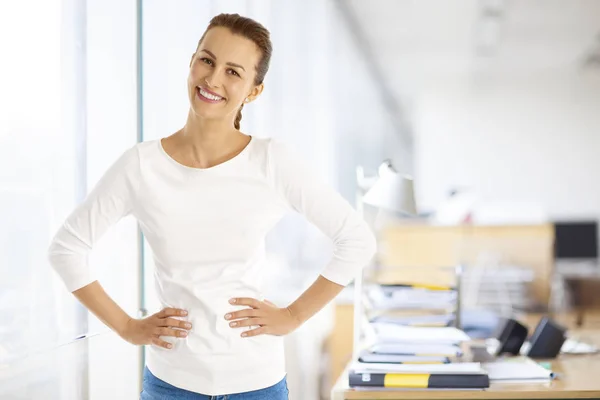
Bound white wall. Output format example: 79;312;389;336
414;69;600;221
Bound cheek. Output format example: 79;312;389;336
189;63;208;82
227;79;251;100
188;70;201;84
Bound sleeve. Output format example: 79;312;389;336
47;145;141;292
267;139;377;286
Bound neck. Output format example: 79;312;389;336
181;109;240;150
171;109;249;168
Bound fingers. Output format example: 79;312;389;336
228;318;265;328
241;326;267;337
158;308;188;318
159;317;193;330
225;308;263;321
152;337;173;349
229;298;261;308
155;327;188;338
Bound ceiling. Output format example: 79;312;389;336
345;0;600;90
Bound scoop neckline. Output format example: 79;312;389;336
158;135;254;172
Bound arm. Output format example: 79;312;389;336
267;139;377;287
286;274;344;325
47;146;192;348
72;280;133;336
74;280;191;348
226;140;376;336
226;275;343;336
47;146;140;332
65;258;178;346
47;146;140;292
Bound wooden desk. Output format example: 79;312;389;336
331;328;600;399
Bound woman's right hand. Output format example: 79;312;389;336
120;307;192;349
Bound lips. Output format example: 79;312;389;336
196;86;225;102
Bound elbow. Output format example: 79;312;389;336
46;230;93;293
47;238;68;280
47;232;69;272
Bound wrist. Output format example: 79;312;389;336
285;304;304;327
117;316;134;338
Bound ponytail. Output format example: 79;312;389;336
234;104;244;130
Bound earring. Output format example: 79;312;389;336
245;98;250;103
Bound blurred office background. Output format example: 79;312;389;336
0;0;598;399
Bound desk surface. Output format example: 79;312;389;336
331;328;600;399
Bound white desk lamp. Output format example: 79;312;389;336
353;160;417;361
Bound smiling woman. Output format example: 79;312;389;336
47;12;376;400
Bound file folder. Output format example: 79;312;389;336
349;371;490;389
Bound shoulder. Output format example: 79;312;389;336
245;136;283;168
105;140;158;177
249;136;303;167
249;137;321;188
127;139;164;167
134;139;159;158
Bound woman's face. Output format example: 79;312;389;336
188;27;263;123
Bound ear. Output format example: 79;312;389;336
245;83;265;104
189;52;196;68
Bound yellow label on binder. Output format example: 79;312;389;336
384;373;430;388
411;284;453;291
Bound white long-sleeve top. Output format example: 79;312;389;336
47;136;376;395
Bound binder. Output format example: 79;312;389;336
349;371;490;389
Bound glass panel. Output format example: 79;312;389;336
0;0;88;397
0;332;123;399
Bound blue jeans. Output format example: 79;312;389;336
140;367;289;400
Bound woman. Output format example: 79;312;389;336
48;13;376;399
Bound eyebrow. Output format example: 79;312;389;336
200;49;246;72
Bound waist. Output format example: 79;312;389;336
146;339;286;395
149;331;285;364
155;287;274;353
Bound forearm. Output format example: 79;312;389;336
72;280;132;336
286;275;344;325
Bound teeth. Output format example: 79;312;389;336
198;88;223;101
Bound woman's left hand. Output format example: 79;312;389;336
225;298;301;337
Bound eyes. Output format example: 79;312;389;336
199;57;240;77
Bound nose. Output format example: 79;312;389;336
204;69;221;88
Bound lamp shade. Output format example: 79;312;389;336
362;171;417;216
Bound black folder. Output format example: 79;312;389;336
349;371;490;389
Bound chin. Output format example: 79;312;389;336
189;104;225;121
190;99;238;121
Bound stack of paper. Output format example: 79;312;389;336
352;283;481;389
351;361;484;374
371;323;471;345
368;286;457;310
482;356;554;383
369;342;463;357
359;351;450;364
371;313;455;327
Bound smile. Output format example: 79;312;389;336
196;87;225;103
